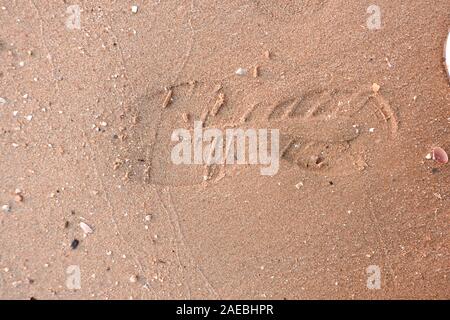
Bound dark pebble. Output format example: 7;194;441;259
70;239;80;249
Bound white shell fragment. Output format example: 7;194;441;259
79;221;94;234
445;30;450;81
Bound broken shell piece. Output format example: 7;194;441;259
79;221;94;234
432;147;448;164
445;30;450;81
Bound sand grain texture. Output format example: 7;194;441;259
0;0;449;299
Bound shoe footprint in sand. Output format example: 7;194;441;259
117;80;398;187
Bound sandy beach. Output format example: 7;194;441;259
0;0;449;299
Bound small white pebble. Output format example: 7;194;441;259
129;275;138;283
25;115;33;121
235;67;247;76
1;204;11;212
369;128;375;133
18;61;25;67
425;153;432;160
0;97;6;105
131;5;138;13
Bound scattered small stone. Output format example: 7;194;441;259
385;57;393;68
25;115;33;121
79;221;93;234
162;89;173;109
211;92;225;116
354;157;368;171
295;181;304;189
2;204;11;212
70;239;80;249
369;128;375;133
14;194;23;202
235;67;247;76
432;147;448;164
372;83;380;93
253;65;259;78
129;275;138;283
433;193;442;200
131;5;138;13
425;153;432;160
182;112;190;123
0;97;6;105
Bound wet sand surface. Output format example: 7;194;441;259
0;1;449;299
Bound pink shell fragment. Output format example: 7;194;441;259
432;147;448;164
